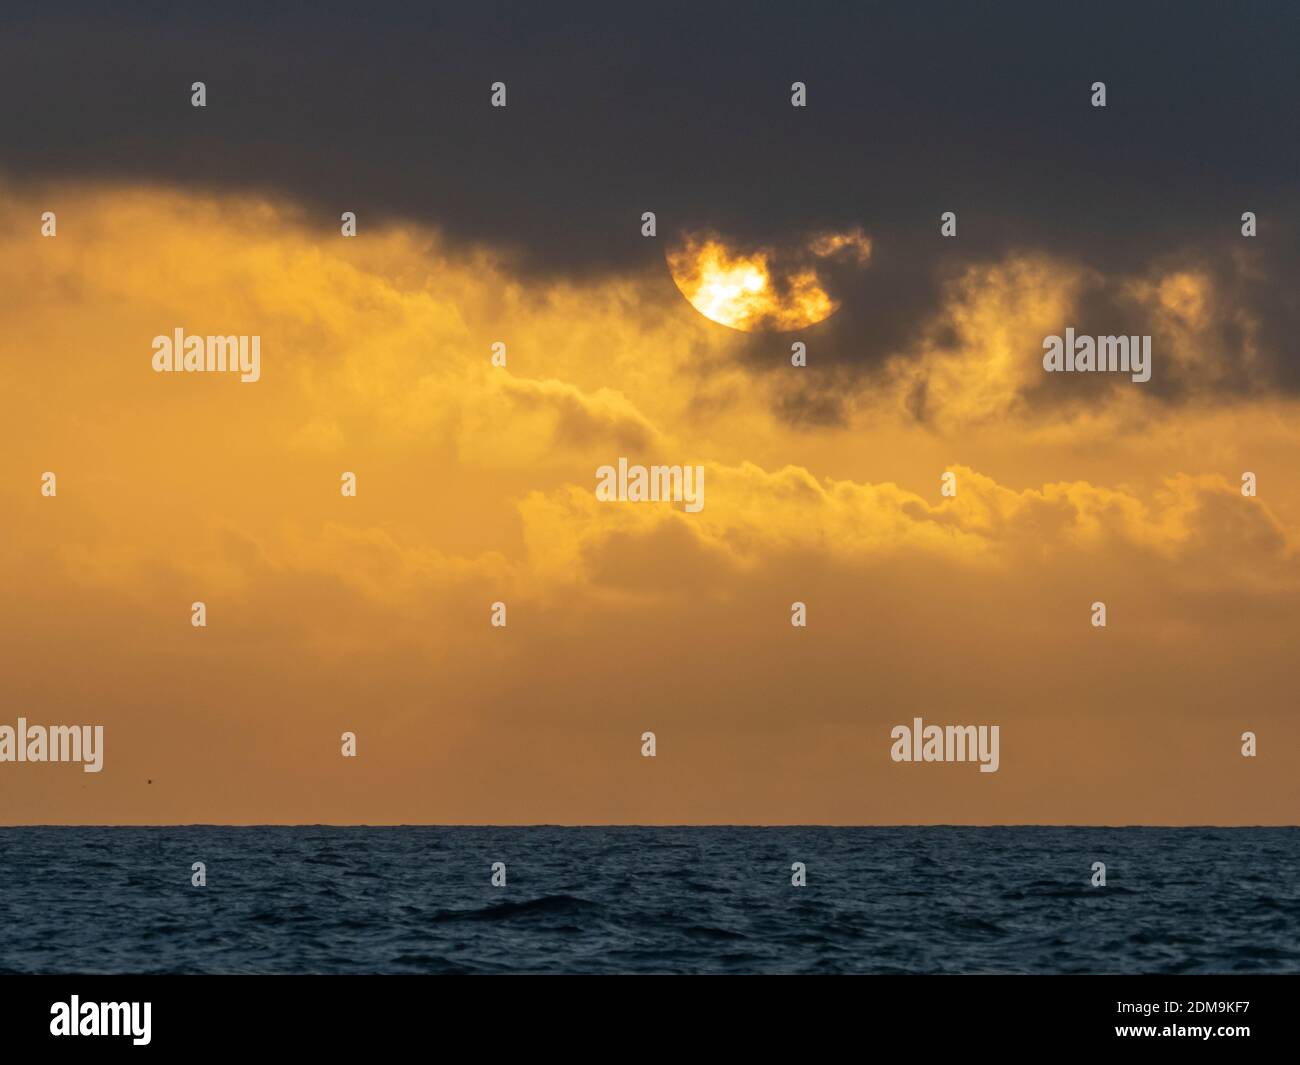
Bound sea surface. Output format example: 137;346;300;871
0;826;1296;974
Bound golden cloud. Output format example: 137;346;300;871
2;183;1298;825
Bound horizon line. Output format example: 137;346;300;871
2;823;1297;830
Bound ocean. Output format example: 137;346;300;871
1;826;1296;974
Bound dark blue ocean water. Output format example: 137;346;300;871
0;827;1296;974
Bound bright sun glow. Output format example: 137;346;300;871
667;237;839;332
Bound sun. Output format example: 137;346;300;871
667;236;839;332
667;229;870;332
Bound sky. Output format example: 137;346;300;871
1;2;1297;824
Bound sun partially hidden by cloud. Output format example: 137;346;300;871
667;228;870;332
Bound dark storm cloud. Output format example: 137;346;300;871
2;0;1296;394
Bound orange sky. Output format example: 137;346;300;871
1;182;1296;825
